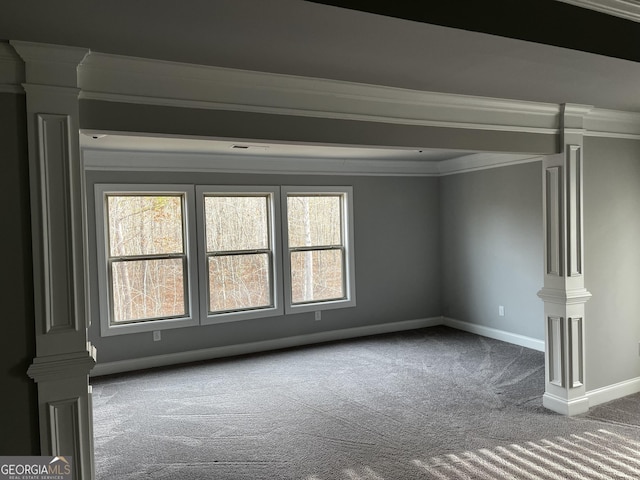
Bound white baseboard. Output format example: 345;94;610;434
91;316;442;377
441;317;545;352
91;316;547;377
587;376;640;408
92;314;640;412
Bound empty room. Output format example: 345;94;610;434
3;1;640;479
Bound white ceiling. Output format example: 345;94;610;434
79;131;475;163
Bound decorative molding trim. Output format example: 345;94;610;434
28;347;97;383
76;52;640;141
539;116;590;416
74;50;640;145
82;140;546;177
566;144;583;277
537;287;592;304
555;0;640;22
48;399;80;463
441;317;545;352
0;41;24;92
82;148;442;176
545;166;563;277
78;51;561;136
16;42;94;479
10;41;90;88
585;108;640;139
542;391;590;416
587;376;640;407
436;153;543;176
568;317;584;388
0;85;25;94
91;317;443;376
547;316;565;387
38;114;78;334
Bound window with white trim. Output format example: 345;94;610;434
282;186;356;314
94;183;354;336
95;185;199;336
197;186;282;324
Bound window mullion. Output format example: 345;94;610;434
209;248;271;257
289;245;343;253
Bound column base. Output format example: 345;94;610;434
543;392;589;416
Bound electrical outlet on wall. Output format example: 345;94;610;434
498;305;505;317
153;330;161;341
315;311;321;321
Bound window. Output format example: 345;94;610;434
94;183;354;335
282;186;356;313
95;185;199;336
197;186;282;324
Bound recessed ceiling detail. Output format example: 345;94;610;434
80;132;539;176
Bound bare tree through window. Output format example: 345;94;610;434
287;194;345;304
204;195;273;313
106;195;187;323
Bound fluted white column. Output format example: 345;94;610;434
11;41;96;479
538;104;592;416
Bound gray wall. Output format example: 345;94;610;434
80;100;557;155
584;137;640;391
0;93;39;454
440;162;544;341
86;171;441;363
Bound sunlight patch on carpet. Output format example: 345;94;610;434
411;430;640;480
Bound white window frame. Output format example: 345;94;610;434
94;184;199;336
93;183;356;336
196;185;283;324
281;186;356;314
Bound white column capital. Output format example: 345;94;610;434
0;42;25;93
10;41;89;88
561;103;593;139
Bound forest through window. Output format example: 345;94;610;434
95;184;355;335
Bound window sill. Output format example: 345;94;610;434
100;316;199;337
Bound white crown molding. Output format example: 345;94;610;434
82;147;443;176
585;108;640;139
74;50;640;142
78;51;561;135
555;0;640;22
437;153;543;176
0;42;25;93
82;139;545;177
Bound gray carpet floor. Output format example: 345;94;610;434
92;326;640;479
